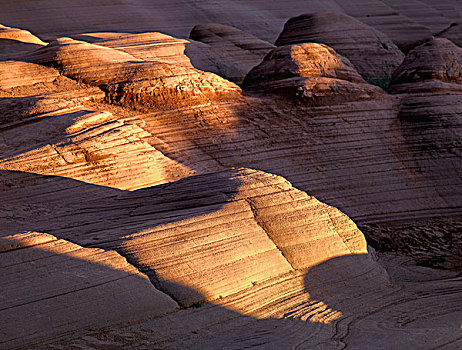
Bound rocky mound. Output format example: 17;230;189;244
242;42;383;103
274;12;404;87
2;169;459;350
390;37;462;86
73;27;273;85
1;14;461;350
188;23;275;83
29;37;241;110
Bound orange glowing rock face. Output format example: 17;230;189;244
0;1;461;349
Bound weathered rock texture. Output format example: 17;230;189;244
0;168;367;305
0;22;459;267
380;0;452;33
333;1;433;52
0;54;192;189
390;37;462;85
0;232;177;349
0;0;455;50
383;38;462;265
0;60;59;90
242;43;383;103
274;13;405;86
73;27;273;85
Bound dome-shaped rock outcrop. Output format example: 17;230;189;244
274;12;404;87
242;42;383;103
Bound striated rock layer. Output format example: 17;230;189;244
1;24;459;266
0;232;177;349
3;168;460;350
437;22;462;48
382;38;462;265
0;23;46;59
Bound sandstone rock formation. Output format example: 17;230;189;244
242;42;383;103
29;37;241;110
0;60;58;90
382;38;462;266
73;26;273;85
0;0;453;50
380;0;452;33
390;37;462;85
0;3;461;348
332;0;434;52
274;12;405;86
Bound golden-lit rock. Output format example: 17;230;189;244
0;110;193;190
0;60;59;90
29;37;241;110
0;6;461;349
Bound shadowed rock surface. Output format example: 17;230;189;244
1;169;460;349
0;232;177;349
